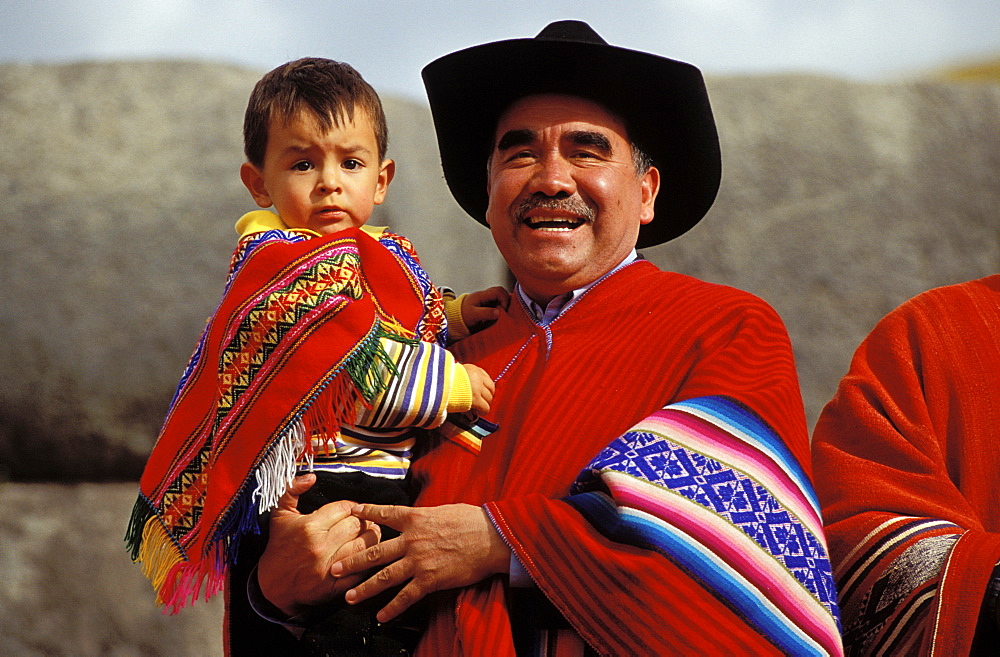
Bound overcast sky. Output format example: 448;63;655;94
3;0;998;102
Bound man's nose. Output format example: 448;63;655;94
528;153;575;197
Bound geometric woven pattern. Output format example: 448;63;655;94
586;427;838;607
834;517;962;656
378;232;446;345
570;396;842;656
128;223;448;612
215;250;362;421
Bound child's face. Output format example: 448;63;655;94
240;108;394;235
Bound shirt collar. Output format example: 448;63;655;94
516;250;639;325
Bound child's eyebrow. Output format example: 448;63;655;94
339;143;375;155
280;142;375;156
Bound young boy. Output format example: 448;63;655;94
126;59;504;630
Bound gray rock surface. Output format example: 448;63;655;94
655;74;1000;424
0;482;224;656
0;61;997;655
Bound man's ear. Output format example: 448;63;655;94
240;162;272;208
484;161;494;226
373;159;396;205
639;165;660;225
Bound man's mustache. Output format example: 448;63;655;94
513;194;597;223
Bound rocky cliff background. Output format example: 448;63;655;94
1;61;997;655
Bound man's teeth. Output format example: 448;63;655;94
526;217;583;230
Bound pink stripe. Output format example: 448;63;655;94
636;411;823;531
608;473;839;648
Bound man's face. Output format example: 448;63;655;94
486;94;659;304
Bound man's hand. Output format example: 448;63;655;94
331;503;512;623
461;286;510;332
258;473;381;617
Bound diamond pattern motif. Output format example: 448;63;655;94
584;423;838;607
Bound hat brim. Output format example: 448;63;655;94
422;36;721;248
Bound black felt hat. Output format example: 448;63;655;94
421;20;721;248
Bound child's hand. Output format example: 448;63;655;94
462;363;495;415
461;286;510;333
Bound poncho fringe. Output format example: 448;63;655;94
126;324;410;612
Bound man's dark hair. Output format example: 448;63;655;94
243;57;389;167
630;140;653;176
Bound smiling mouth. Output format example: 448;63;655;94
515;194;595;232
524;216;586;232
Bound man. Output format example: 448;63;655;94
812;275;1000;656
243;21;843;656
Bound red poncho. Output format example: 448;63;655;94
813;275;1000;656
410;261;840;656
127;226;443;612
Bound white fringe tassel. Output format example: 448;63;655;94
252;420;307;513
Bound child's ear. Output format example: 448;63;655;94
240;162;272;208
373;159;395;205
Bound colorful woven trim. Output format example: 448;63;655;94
568;395;843;656
436;413;500;455
834;515;962;655
126;227;428;612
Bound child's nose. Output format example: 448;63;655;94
317;168;341;194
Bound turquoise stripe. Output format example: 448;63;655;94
568;491;826;656
627;511;825;657
674;396;819;513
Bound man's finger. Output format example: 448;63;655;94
350;502;409;529
332;534;404;577
331;525;382;565
307;498;357;528
374;581;423;623
345;557;414;609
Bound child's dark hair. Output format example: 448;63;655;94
243;58;389;167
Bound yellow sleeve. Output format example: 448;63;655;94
446;356;473;413
444;293;471;342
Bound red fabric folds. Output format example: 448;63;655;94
131;227;432;610
411;261;812;656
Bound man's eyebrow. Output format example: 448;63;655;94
496;129;536;152
566;130;613;154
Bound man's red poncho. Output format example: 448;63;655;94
410;261;842;656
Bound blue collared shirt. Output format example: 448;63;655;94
515;250;639;326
